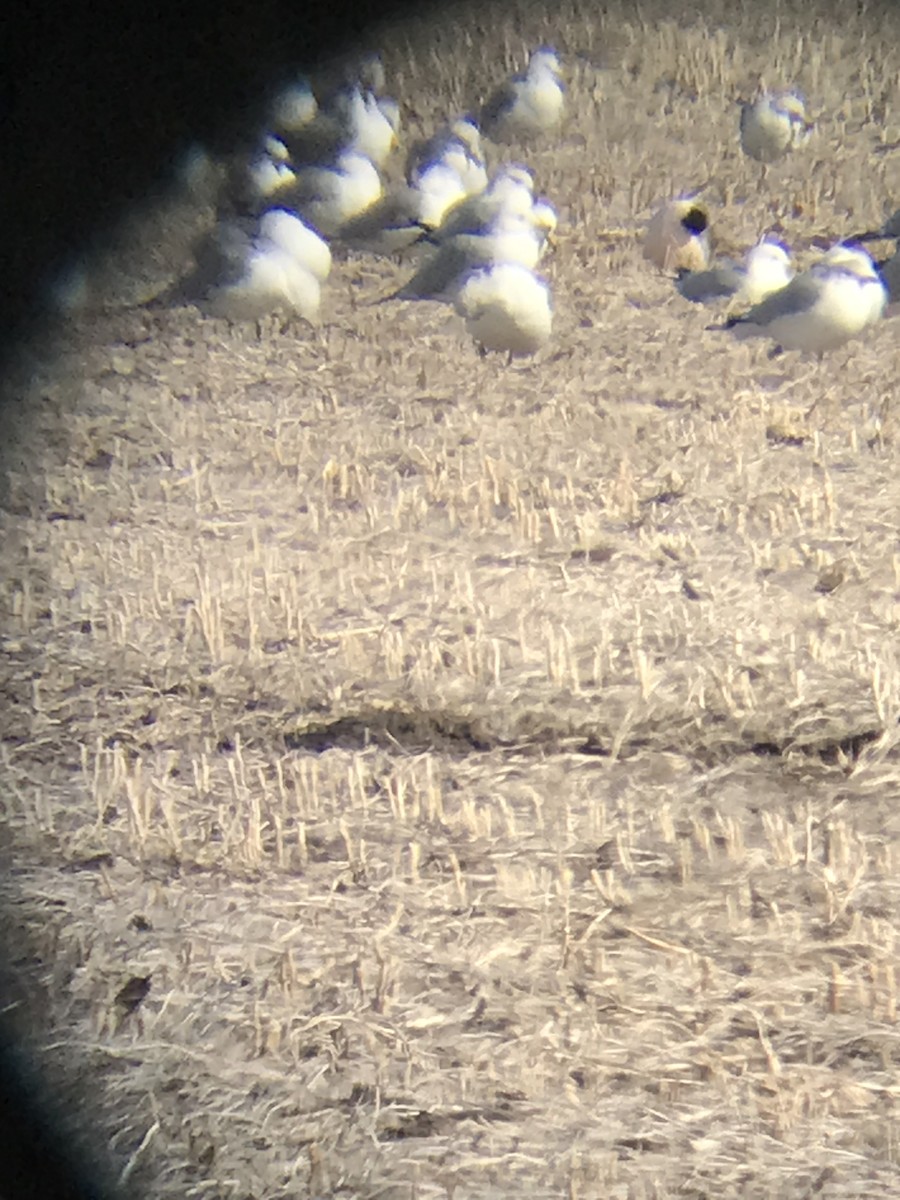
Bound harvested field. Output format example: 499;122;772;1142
2;0;900;1196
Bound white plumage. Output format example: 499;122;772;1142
407;116;488;198
290;149;383;236
270;77;318;135
430;164;535;244
339;162;469;254
333;86;399;168
481;48;565;142
455;263;553;357
678;237;793;305
740;89;814;165
393;207;549;302
259;209;332;283
724;243;887;354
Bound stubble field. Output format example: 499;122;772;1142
2;0;900;1195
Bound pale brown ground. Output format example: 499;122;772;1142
2;0;900;1196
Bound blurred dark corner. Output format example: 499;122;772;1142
0;0;431;1195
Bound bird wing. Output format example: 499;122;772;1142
393;241;473;300
480;80;518;130
280;114;346;166
729;273;822;326
677;263;742;303
340;187;425;253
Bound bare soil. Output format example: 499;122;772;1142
2;0;900;1195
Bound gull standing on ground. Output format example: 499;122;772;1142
259;208;332;281
481;47;565;143
740;88;814;173
406;116;488;197
339;159;469;253
644;195;711;273
455;262;553;359
276;83;399;169
343;118;489;251
269;76;318;137
719;242;887;355
389;206;549;302
285;149;384;236
226;137;298;213
429;163;535;243
677;236;793;305
183;209;325;322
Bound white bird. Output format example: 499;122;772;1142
407;116;487;197
455;262;553;358
678;236;793;305
722;242;887;355
430;164;535;243
244;151;297;203
481;47;565;142
332;86;399;168
270;77;318;135
356;52;387;97
644;196;711;273
259;208;332;281
225;138;297;212
287;149;383;236
185;212;323;322
391;207;547;302
740;89;814;166
340;160;468;254
413;160;471;230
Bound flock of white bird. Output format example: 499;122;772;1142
152;51;900;361
168;47;563;359
642;88;897;359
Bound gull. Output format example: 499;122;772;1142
182;210;324;322
406;116;488;197
389;207;547;302
270;76;318;135
331;85;400;168
429;163;535;243
455;262;552;359
225;138;298;213
481;47;565;142
356;52;387;96
340;160;469;254
259;208;332;281
285;149;383;236
720;242;887;355
643;196;711;273
740;89;814;168
879;249;900;303
677;236;793;305
277;85;399;169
